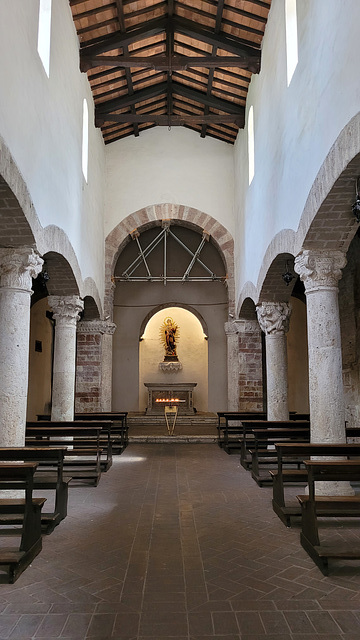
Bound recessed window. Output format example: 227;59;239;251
82;99;89;182
37;0;52;77
248;106;255;185
285;0;298;86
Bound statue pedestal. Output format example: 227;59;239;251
144;382;197;414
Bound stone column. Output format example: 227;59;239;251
0;247;43;446
48;295;84;421
224;320;242;410
294;250;347;443
256;302;291;421
75;319;116;412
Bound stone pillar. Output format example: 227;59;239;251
256;302;291;421
48;295;84;421
224;320;242;410
75;319;116;412
0;247;43;446
294;250;347;443
238;318;264;411
295;249;351;496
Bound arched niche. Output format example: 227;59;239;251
139;306;208;412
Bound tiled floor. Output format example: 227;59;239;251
1;443;360;639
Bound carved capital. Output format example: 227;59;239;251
256;302;291;335
0;247;43;293
77;319;116;335
294;250;346;292
224;320;243;336
48;295;84;328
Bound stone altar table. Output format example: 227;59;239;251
144;383;197;414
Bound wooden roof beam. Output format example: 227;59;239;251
97;113;244;126
81;54;260;72
79;16;168;60
173;16;261;72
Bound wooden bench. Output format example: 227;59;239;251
37;413;129;454
0;462;46;583
0;447;70;534
271;442;360;526
249;426;311;486
74;413;128;453
217;412;267;453
25;425;105;486
297;460;360;575
28;420;113;471
241;420;310;470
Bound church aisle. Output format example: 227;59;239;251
1;444;360;639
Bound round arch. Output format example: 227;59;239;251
105;203;235;317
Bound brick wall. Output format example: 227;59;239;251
340;232;360;427
238;320;264;411
75;332;102;412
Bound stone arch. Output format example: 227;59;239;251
295;111;360;255
0;135;42;247
139;302;209;339
238;113;360;314
238;296;258;321
105;203;234;317
0;136;102;315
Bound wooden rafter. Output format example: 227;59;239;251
70;0;271;144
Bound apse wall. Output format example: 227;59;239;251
0;1;105;297
104;127;235;237
233;0;360;296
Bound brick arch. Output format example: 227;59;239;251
295;111;360;254
0;134;41;246
238;113;360;314
105;203;234;317
139;303;209;339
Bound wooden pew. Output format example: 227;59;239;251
37;413;129;454
297;460;360;575
0;447;69;533
241;420;310;470
271;442;360;526
27;420;113;472
0;462;46;583
25;424;105;486
217;412;267;453
74;413;128;453
249;426;310;486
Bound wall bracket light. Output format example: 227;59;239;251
282;260;294;286
352;178;360;223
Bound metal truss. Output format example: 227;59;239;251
113;222;226;285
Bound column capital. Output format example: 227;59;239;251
0;247;43;293
294;249;346;293
77;319;117;335
224;320;244;336
48;295;84;327
256;301;291;336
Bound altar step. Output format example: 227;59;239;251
127;412;218;444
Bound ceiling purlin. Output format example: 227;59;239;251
116;0;139;137
201;0;224;139
71;0;269;144
80;17;260;72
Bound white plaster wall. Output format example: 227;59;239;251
104;127;235;237
139;307;208;412
234;0;360;297
0;1;105;297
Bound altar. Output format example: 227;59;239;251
144;382;197;414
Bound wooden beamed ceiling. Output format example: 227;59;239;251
70;0;272;144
